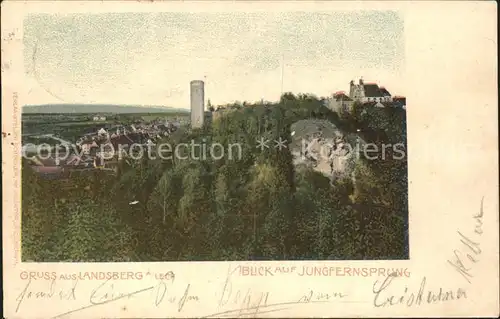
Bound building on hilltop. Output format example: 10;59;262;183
327;78;405;113
379;87;392;101
326;91;354;114
393;96;406;107
349;78;393;103
362;101;385;108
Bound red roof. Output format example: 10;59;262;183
334;91;346;95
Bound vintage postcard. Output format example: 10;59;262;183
2;1;498;318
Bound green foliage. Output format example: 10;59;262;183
22;93;408;261
61;200;136;262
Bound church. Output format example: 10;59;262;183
327;78;406;113
349;78;393;103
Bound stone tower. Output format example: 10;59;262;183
190;80;205;129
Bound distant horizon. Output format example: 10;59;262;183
24;11;404;107
22;88;407;112
21;103;191;114
22;103;186;108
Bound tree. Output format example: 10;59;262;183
21;91;408;262
62;199;136;261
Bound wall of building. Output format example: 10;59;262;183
327;98;353;114
349;85;392;103
349;83;365;101
364;96;392;103
190;80;205;129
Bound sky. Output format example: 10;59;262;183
23;11;404;109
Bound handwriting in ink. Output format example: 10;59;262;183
151;272;199;312
447;196;484;283
473;196;484;234
151;271;176;306
298;289;347;303
154;282;199;312
52;285;155;318
203;265;340;318
177;284;200;312
52;271;176;318
373;272;467;308
15;278;78;313
213;265;273;317
89;279;137;305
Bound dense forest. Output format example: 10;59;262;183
22;93;408;262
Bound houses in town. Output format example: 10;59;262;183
92;115;107;121
26;153;96;180
76;122;178;159
26;118;182;179
327;78;406;113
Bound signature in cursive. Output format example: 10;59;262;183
373;272;467;308
89;279;138;305
51;272;176;318
298;289;347;303
53;285;154;318
153;278;200;312
203;265;344;318
15;278;78;313
447;196;484;284
213;265;272;318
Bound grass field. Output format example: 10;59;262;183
140;113;189;121
22;112;190;142
55;121;115;126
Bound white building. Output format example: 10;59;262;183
93;115;107;121
190;80;205;129
81;140;99;154
349;78;393;103
327;91;354;114
97;128;108;137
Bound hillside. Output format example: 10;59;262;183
290;119;367;181
22;104;189;114
22;94;408;262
